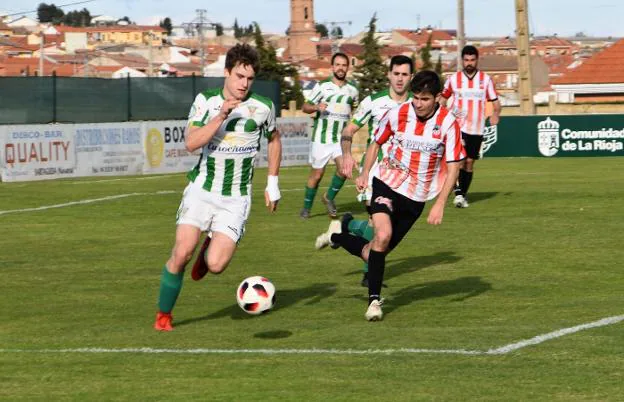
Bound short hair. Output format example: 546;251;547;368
225;44;260;73
411;70;442;95
461;45;479;59
331;52;349;65
389;55;414;74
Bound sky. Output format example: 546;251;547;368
2;0;624;38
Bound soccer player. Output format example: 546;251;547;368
154;44;282;331
316;55;415;287
441;45;501;208
300;52;359;219
317;71;465;321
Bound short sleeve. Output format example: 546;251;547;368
441;76;454;99
188;93;210;128
305;83;323;105
351;95;372;128
374;109;395;145
264;102;277;139
444;119;465;162
486;77;498;101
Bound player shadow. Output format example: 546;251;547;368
383;276;492;316
344;251;462;283
466;191;502;205
309;200;367;219
174;282;338;327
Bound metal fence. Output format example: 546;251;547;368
0;75;281;124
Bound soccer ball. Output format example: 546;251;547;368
236;276;276;315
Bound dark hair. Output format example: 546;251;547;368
389;55;414;73
461;45;479;59
411;70;441;95
331;52;349;65
225;44;260;73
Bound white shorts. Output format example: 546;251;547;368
309;142;342;169
176;182;251;243
357;161;380;204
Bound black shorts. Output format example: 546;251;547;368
462;132;484;160
369;177;425;252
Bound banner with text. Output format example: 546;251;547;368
142;120;201;174
256;117;311;167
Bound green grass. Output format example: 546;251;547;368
1;157;623;401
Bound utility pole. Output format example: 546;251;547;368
515;0;535;114
456;0;465;71
197;9;207;77
39;33;44;76
148;30;153;77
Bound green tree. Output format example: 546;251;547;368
118;16;134;25
353;14;387;100
215;23;224;36
315;23;328;38
420;34;433;71
330;26;343;39
37;3;64;24
254;22;303;109
160;17;173;35
63;8;91;27
233;19;242;38
435;54;444;84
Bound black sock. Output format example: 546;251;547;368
457;169;467;196
332;233;368;258
462;170;474;196
367;250;386;302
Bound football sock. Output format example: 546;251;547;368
158;265;184;314
326;174;346;200
362;262;368;273
303;186;318;210
348;219;368;236
462;170;474;196
367;250;386;302
331;233;367;258
457;169;467;196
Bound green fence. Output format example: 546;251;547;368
0;75;281;124
482;114;624;157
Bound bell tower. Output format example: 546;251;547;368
288;0;318;61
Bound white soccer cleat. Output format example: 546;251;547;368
461;197;469;208
314;219;341;250
454;194;469;208
365;299;384;321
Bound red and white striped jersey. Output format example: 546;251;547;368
442;71;498;135
374;102;465;202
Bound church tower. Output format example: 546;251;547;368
288;0;318;61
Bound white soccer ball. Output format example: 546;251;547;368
236;276;276;315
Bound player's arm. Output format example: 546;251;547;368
356;109;393;192
185;98;239;152
264;104;282;213
439;77;454;107
342;96;372;178
428;120;466;225
487;78;501;125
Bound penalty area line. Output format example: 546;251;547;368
1;314;622;356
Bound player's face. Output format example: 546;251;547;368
462;54;478;74
412;91;440;119
332;56;349;81
224;62;256;100
388;63;413;95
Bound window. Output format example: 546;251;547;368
352;57;356;66
304;7;308;20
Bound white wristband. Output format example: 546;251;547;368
266;175;280;202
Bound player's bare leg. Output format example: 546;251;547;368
203;232;237;275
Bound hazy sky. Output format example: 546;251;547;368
3;0;623;38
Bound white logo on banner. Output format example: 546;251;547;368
481;124;498;156
537;117;560;157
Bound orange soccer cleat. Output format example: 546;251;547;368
154;312;173;331
191;235;211;281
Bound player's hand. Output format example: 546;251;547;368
355;174;368;193
427;202;445;225
219;99;241;119
265;191;279;213
489;114;500;126
317;103;328;113
341;154;356;179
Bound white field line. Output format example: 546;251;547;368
0;314;622;356
70;175;173;184
0;185;356;216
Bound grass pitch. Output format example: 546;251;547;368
1;157;623;400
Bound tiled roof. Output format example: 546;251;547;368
552;39;624;84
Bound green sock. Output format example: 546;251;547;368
362;224;374;242
363;262;368;273
326;174;346;201
348;219;369;237
304;186;318;210
158;265;184;313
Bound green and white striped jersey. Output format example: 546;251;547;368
186;88;276;197
306;78;359;144
351;88;413;145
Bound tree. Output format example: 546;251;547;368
63;8;91;27
118;16;134;25
233;19;242;38
254;22;303;109
315;23;328;38
420;34;433;71
160;17;173;35
353;14;387;100
215;23;224;36
37;3;64;24
330;26;343;39
435;54;444;85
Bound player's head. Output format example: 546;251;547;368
461;45;479;75
387;55;414;96
411;70;441;118
224;44;260;100
331;52;349;81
